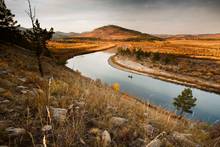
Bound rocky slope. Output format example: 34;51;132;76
0;42;217;146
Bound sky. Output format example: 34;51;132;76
5;0;220;34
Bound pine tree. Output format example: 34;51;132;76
0;0;19;29
173;88;197;116
0;0;20;42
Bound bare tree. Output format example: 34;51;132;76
25;0;54;77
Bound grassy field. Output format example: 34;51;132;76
116;39;220;59
48;39;116;60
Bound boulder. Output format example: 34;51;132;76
18;78;27;83
146;139;162;147
146;131;167;147
5;127;26;136
0;79;14;88
172;131;198;147
42;125;52;132
50;107;67;123
102;130;111;147
0;88;6;93
145;124;155;137
110;117;128;127
0;99;10;104
0;69;8;75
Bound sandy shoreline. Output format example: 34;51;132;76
109;55;220;95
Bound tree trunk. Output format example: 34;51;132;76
37;56;44;77
179;109;184;116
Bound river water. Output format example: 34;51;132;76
66;51;220;123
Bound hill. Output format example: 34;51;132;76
154;33;220;40
52;31;79;39
80;25;162;41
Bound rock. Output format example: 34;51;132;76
146;139;162;147
0;79;14;88
102;130;111;147
50;107;67;123
21;90;30;94
131;138;146;147
145;124;155;137
110;117;128;127
75;101;85;107
0;70;8;75
16;86;28;90
172;132;198;146
146;131;167;147
80;138;86;145
18;78;27;82
0;99;10;104
42;125;52;132
0;120;11;129
0;88;6;93
35;144;44;147
5;127;26;136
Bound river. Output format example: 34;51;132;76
66;51;220;123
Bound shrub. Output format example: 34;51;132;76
151;52;161;61
173;88;197;116
112;82;120;92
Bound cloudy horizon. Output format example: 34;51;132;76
5;0;220;34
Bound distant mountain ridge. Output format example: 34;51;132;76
52;25;220;40
154;33;220;40
52;31;79;39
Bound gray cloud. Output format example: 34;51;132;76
5;0;220;34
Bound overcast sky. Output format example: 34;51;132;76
5;0;220;34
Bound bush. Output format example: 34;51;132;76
151;52;160;61
112;82;120;92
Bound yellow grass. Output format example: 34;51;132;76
116;39;220;58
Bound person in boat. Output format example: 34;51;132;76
128;75;133;79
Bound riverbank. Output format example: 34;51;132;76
49;41;116;61
109;55;220;94
0;42;217;146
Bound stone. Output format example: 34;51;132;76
145;124;155;137
0;70;8;75
80;138;86;145
75;101;85;107
130;138;146;147
172;132;198;146
18;78;27;82
146;139;162;147
0;88;6;93
0;79;14;88
0;120;11;129
0;99;10;104
16;86;28;90
5;127;26;136
110;117;128;127
42;125;52;132
50;107;67;123
102;130;111;147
